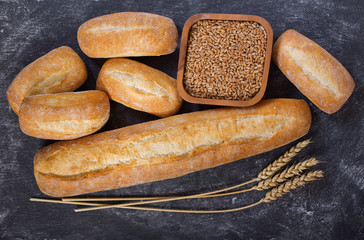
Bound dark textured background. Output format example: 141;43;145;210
0;0;363;239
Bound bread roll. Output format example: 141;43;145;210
34;98;311;197
6;46;87;115
97;58;182;117
77;12;178;58
19;91;110;140
273;29;355;114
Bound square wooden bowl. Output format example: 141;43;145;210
177;13;273;107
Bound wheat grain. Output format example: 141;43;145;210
183;20;267;100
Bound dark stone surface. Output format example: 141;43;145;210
0;0;363;239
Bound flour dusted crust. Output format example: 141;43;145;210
77;12;178;58
6;46;87;115
34;99;311;197
19;91;110;140
273;29;355;114
97;58;182;117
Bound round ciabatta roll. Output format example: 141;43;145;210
7;46;87;115
273;29;355;114
97;58;182;117
19;91;110;140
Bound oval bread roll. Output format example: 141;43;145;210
77;12;178;58
19;91;110;140
34;98;311;197
97;58;182;117
6;46;87;115
273;29;355;114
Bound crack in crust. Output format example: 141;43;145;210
36;114;289;178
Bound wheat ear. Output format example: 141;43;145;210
263;170;324;203
202;157;320;197
257;139;311;180
254;157;319;190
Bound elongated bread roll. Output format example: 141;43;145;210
273;29;355;114
77;12;178;58
6;46;87;115
97;58;182;117
34;99;311;197
19;91;110;140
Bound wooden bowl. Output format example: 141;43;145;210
177;13;273;107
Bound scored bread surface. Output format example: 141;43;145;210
19;91;110;140
97;58;182;117
273;29;355;114
6;46;87;115
77;12;178;58
34;99;311;197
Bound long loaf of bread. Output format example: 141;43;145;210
34;99;311;197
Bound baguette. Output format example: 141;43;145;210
97;58;182;117
34;98;311;197
19;91;110;140
273;29;355;114
6;46;87;115
77;12;178;58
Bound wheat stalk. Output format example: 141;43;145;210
263;170;324;203
257;139;311;180
74;161;320;212
31;197;264;214
31;170;324;213
254;157;319;191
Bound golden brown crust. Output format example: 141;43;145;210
273;29;355;114
19;91;110;140
6;46;87;115
77;12;178;58
34;99;311;197
97;58;182;117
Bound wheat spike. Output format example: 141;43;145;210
263;170;324;203
257;139;311;180
254;157;319;190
